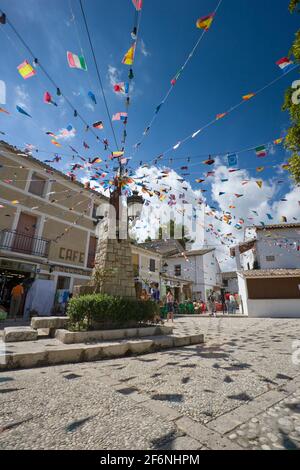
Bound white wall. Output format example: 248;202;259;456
239;227;300;271
227;277;239;293
165;250;221;300
237;274;248;315
246;299;300;318
237;273;300;318
256;228;300;269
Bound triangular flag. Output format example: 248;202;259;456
122;43;136;65
242;93;255;100
256;180;263;188
132;0;143;11
196;13;215;30
16;105;31;117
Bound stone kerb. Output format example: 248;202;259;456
55;325;173;344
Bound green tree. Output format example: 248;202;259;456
282;0;300;184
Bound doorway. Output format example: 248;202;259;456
13;213;38;255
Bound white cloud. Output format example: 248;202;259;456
140;39;150;57
56;127;76;141
84;101;95;111
129;161;300;271
15;85;31;111
107;65;121;88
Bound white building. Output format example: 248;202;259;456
163;248;222;301
235;224;300;271
231;224;300;317
221;271;239;294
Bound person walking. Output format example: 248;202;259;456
207;291;216;317
9;283;24;321
225;292;230;314
166;290;175;323
229;293;236;314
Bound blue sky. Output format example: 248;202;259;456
0;0;299;237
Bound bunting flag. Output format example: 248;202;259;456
203;158;215;165
274;138;284;145
67;51;87;71
227;154;238;167
44;91;57;106
173;142;181;150
113;82;129;94
195;179;205;183
0;107;9;114
255;145;268;157
92;121;104;129
90;157;102;164
242;93;255;100
112;151;124;158
51;140;61;147
281;216;287;223
267;214;273;220
256;166;265;172
88;91;97;105
16;105;31;117
196;13;215;31
256;180;263;189
112;112;128;121
17;60;36;79
132;0;143;11
83;141;90;149
216;112;227;120
276;57;294;73
122;43;136;65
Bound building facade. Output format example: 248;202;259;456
162;249;222;301
0;141;107;314
231;224;300;317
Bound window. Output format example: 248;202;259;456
28;173;46;197
87;236;97;268
174;265;181;277
57;276;71;290
266;255;275;262
149;259;156;272
92;204;99;219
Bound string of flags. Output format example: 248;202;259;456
132;0;224;158
144;59;298;166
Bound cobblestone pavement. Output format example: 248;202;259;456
0;317;300;450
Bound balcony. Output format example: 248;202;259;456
0;229;50;258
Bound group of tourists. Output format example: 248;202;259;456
206;291;239;316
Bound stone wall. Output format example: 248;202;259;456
74;238;136;299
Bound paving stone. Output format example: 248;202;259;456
1;317;300;450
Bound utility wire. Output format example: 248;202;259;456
0;7;112;152
79;0;119;150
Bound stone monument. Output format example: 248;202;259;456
74;176;142;299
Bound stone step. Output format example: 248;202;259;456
3;327;38;343
0;333;204;370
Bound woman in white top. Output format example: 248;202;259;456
166;290;174;322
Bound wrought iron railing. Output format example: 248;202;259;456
0;229;50;258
